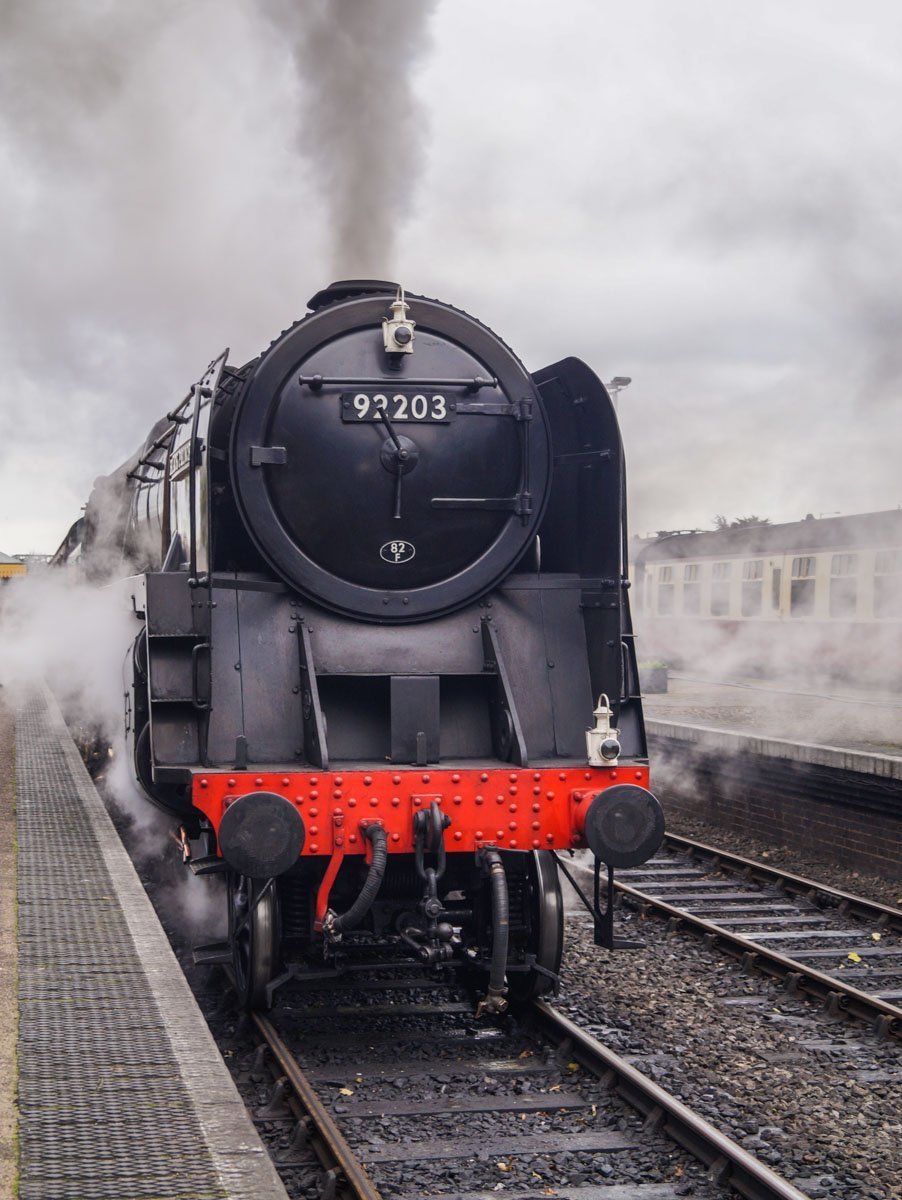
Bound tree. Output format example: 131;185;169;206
712;514;770;530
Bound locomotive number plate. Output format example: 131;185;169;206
340;392;454;423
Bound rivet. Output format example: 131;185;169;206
584;772;592;780
508;772;517;783
546;833;554;842
571;834;581;846
228;778;236;788
370;797;378;807
532;838;541;848
349;833;358;843
546;791;555;800
476;830;484;840
223;796;236;810
476;795;484;805
393;774;401;785
255;777;263;787
414;797;422;806
496;794;505;805
200;778;208;788
310;777;318;786
310;807;319;817
422;774;430;783
510;839;517;847
282;777;290;787
391;832;400;842
310;826;319;836
496;830;505;839
333;789;342;799
635;771;643;780
532;821;540;831
611;770;618;779
348;798;357;808
533;786;541;796
558;773;566;782
532;772;541;782
509;786;517;796
575;794;583;803
364;775;373;786
454;830;463;841
453;795;462;805
508;821;517;831
452;773;461;784
310;789;318;800
532;803;541;813
310;843;318;852
509;803;518;813
335;776;344;786
391;797;400;807
480;773;489;782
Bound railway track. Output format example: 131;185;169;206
611;834;902;1039
235;975;811;1200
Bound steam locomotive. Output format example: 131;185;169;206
57;281;664;1009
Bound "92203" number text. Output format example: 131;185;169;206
341;393;452;423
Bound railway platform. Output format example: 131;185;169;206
643;674;902;881
9;686;289;1200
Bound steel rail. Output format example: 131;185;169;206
663;833;902;933
524;1001;812;1200
251;1011;382;1200
614;879;901;1038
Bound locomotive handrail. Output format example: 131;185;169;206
298;373;498;391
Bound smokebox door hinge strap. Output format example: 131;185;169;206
249;446;288;467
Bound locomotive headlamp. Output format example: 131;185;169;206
582;784;665;868
383;287;416;355
586;694;621;766
218;792;305;879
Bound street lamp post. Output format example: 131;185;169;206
606;375;632;413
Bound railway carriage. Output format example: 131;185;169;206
57;281;664;1009
635;511;902;685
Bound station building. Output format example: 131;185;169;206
0;552;26;582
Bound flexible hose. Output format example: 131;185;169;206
484;850;509;1003
330;824;388;933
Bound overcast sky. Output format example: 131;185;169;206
1;0;901;553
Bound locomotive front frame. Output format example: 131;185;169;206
99;281;665;1010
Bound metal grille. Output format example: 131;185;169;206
15;692;229;1199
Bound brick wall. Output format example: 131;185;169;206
649;735;902;881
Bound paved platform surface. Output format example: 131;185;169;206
16;687;288;1200
644;673;902;778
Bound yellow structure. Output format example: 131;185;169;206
0;553;25;580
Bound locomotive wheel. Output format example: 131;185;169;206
507;851;563;1001
229;874;279;1011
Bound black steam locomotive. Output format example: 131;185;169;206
59;281;664;1009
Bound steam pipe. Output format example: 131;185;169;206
329;824;387;933
477;849;509;1016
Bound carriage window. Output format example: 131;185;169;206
657;565;674;615
710;561;731;616
829;553;858;617
741;559;763;616
771;567;782;610
790;556;816;617
874;550;902;619
683;564;700;614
